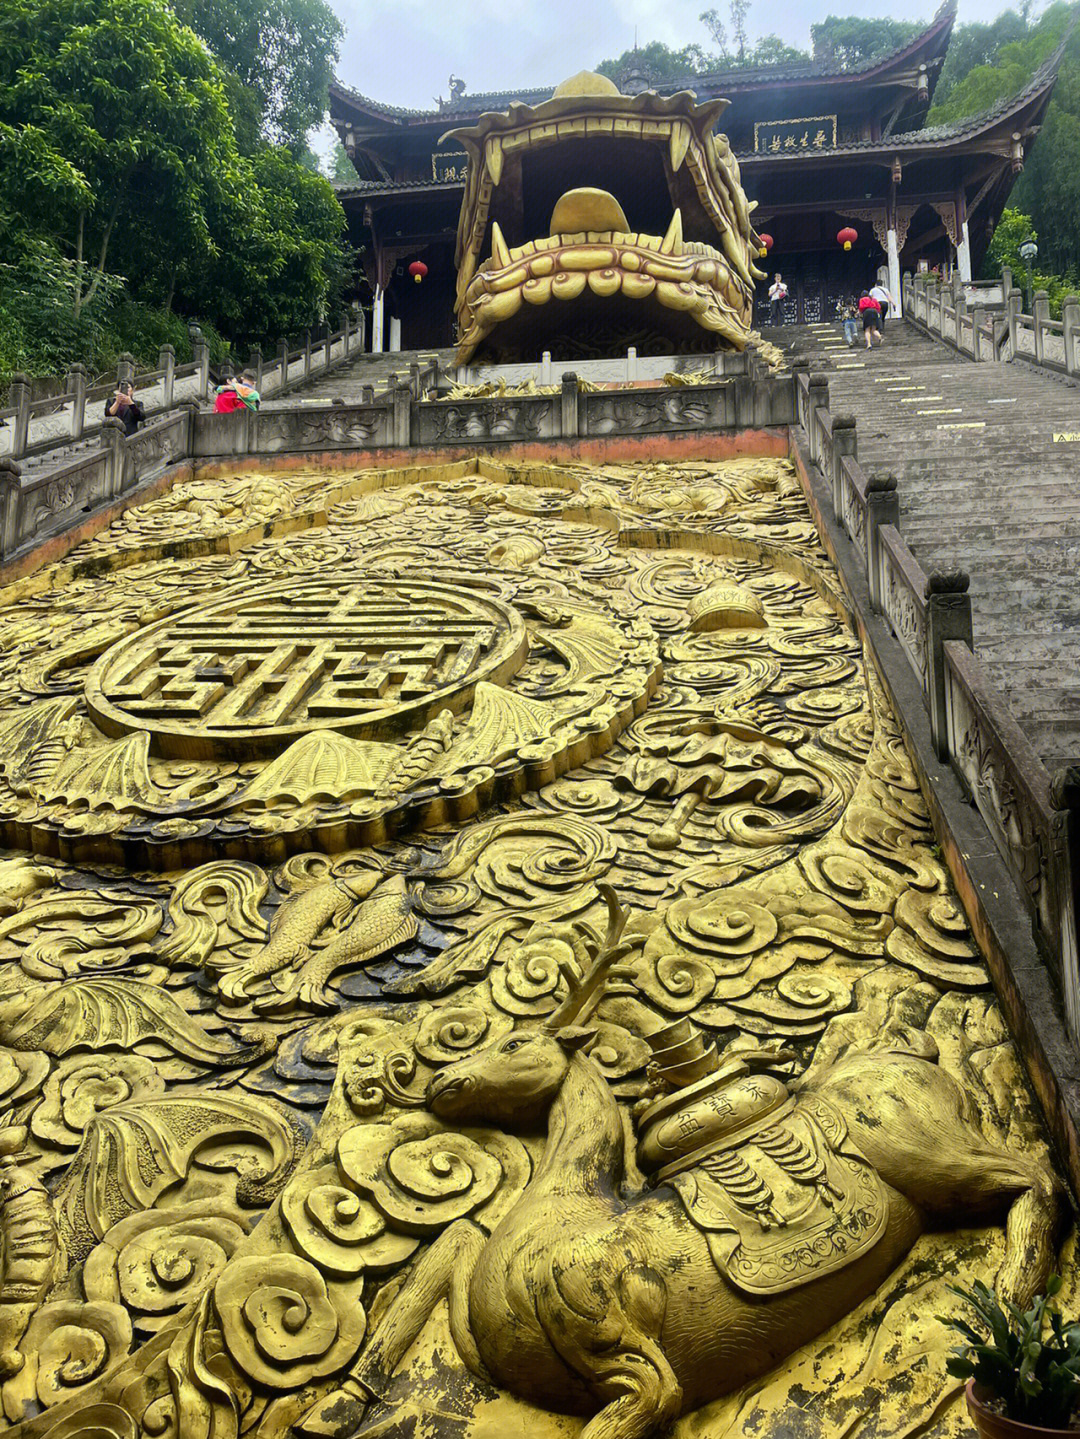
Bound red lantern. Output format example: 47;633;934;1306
408;260;428;284
837;227;858;252
758;233;773;258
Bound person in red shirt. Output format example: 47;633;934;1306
214;370;260;413
858;291;882;349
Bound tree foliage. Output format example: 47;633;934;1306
699;0;809;66
809;16;920;69
169;0;342;151
0;0;348;378
596;42;711;84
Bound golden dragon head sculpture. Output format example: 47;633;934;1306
445;70;766;363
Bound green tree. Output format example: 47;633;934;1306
809;16;920;69
933;10;1030;109
699;0;809;66
0;0;236;317
596;41;710;84
169;0;343;150
326;139;361;184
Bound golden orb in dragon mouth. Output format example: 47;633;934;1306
445;71;766;363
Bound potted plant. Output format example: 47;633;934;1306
943;1275;1080;1436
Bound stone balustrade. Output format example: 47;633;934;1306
905;267;1080;377
794;364;1080;1040
0;316;365;464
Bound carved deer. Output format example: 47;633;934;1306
348;894;1061;1439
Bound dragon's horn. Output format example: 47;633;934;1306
544;884;629;1031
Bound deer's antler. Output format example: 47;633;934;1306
543;884;632;1031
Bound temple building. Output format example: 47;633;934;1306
329;0;1066;349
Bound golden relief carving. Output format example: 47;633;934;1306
0;453;1068;1438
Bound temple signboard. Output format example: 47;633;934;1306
433;149;469;181
753;115;837;154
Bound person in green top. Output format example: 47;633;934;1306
214;370;261;413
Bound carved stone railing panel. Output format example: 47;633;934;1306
414;394;557;446
943;640;1077;1007
877;524;928;692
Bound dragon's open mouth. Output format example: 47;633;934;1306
445;71;766;364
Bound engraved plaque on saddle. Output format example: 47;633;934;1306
668;1096;888;1297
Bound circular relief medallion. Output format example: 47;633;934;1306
85;576;529;760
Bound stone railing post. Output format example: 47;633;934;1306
924;570;973;760
275;338;289;391
971;307;987;362
323;329;333;369
392;379;411;448
954;290;966;349
409;361;421;399
117;352;135;388
806;372;829;467
248;346;263;390
1001;265;1013;300
66;363;87;440
830;413;857;517
219;356;236;384
7;374;31;460
192;332;210;400
1006;289;1021;359
1033;290;1049;365
362;385;375;405
0;459;21;557
1062;296;1080;375
158;346;175;407
101;416;128;497
303;330;313;379
865;472;899;611
561;373;579;438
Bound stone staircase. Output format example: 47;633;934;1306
290;348;455;401
765;318;1080;770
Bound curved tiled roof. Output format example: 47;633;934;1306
330;0;957;125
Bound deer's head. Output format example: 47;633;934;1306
426;886;629;1130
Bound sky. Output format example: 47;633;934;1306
329;0;1014;111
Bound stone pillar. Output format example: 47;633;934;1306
954;289;967;349
1006;289;1021;359
67;363;87;440
560;373;579;438
1033;290;1050;365
830;413;857;519
887;227;902;317
865;473;899;612
159;346;175;407
362;385;375;405
277;338;289;392
303;330;313;379
540;351;552;386
626;346;638;382
7;374;30;460
0;459;22;558
972;307;987;362
101;416;128;497
1001;265;1013;300
409;361;421;399
192;332;210;400
924;570;973;760
1062;296;1080;375
806;372;829;467
372;286;385;353
117;352;135;387
388;316;401;353
248;347;263;389
392;380;411;448
956;221;973;284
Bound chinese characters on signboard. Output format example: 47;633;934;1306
753;116;837;155
433;151;470;182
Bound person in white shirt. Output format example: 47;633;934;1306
768;274;789;327
869;282;893;330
